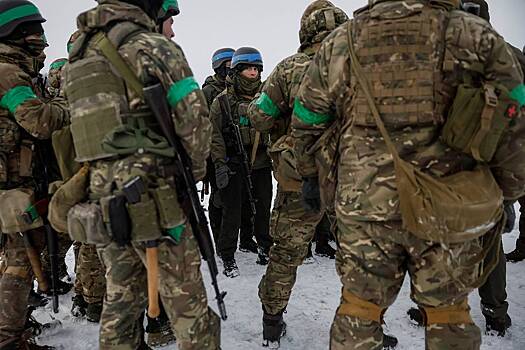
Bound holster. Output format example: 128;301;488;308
108;195;132;247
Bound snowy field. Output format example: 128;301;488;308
34;204;525;350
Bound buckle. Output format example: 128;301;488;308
484;85;498;107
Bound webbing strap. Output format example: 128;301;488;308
93;32;144;98
337;289;385;323
422;301;474;325
470;84;498;161
346;22;401;162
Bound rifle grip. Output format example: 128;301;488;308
146;246;160;318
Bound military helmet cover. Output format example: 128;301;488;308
212;47;235;70
463;0;490;22
120;0;164;21
0;0;45;39
231;47;263;70
300;3;348;47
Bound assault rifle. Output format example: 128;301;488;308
143;83;227;321
217;95;257;220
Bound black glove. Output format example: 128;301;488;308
215;163;234;189
302;177;321;213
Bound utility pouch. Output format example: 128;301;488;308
67;202;110;245
239;126;253;146
268;136;302;193
0;189;44;234
151;183;186;243
108;195;132;247
127;194;162;242
442;83;515;162
19;140;33;177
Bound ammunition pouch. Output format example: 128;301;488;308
268;135;302;193
422;301;474;325
126;193;162;242
0;189;44;234
337;289;385;323
442;83;517;162
67;202;110;245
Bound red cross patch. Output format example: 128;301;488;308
506;104;519;119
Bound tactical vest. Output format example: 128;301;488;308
65;22;154;162
350;3;451;128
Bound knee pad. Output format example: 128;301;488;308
421;300;474;325
336;289;385;323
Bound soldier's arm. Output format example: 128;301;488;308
248;60;289;132
0;65;69;139
136;36;211;180
291;29;347;178
209;98;227;166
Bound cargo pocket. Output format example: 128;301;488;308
67;202;110;245
127;194;162;242
151;184;186;244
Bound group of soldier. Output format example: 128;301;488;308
0;0;524;349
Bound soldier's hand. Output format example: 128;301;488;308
215;163;234;190
302;177;321;213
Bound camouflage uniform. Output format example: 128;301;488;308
248;1;347;316
73;243;105;305
0;32;69;347
63;2;220;349
46;58;68;97
291;1;525;349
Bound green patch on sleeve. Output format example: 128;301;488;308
255;92;281;118
510;84;525;108
50;60;67;70
0;86;37;114
293;98;333;125
239;116;250;126
167;76;199;108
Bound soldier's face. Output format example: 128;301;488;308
241;66;259;79
162;17;175;39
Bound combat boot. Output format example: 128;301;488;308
71;294;88;318
27;290;48;308
383;333;398;349
145;315;176;348
407;307;424;326
262;309;286;349
222;259;240;278
25;313;62;337
256;248;269;266
86;302;103;323
505;241;525;262
485;314;512;337
239;239;258;254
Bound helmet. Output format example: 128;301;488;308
158;0;180;23
231;47;263;71
299;4;348;48
67;30;81;54
212;48;235;70
121;0;164;21
463;0;490;22
0;0;45;39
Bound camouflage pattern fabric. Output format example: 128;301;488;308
97;233;220;350
41;233;72;280
0;230;45;342
74;243;105;304
331;220;483;350
47;58;68;97
65;1;219;348
258;189;323;315
291;1;525;348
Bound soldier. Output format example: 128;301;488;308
291;0;525;349
62;0;220;349
47;58;68;98
203;48;235;107
210;47;273;277
0;1;70;349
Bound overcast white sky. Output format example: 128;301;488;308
34;0;524;83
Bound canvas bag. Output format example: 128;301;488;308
346;23;503;243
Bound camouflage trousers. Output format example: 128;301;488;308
331;219;484;350
0;230;45;342
97;228;220;350
41;233;72;280
74;243;105;304
258;189;323;315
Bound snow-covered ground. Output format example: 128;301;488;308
34;205;525;350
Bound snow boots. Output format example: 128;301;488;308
239;239;258;254
262;309;287;349
485;314;512;337
506;240;525;262
145;312;176;348
27;290;48;309
71;294;88;318
223;259;240;278
86;302;103;323
257;248;269;266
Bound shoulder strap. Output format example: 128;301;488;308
92;32;144;98
345;22;401;161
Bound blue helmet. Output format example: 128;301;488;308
231;47;263;71
211;47;235;70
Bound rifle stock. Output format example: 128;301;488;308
143;83;227;321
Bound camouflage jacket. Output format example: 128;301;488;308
202;74;226;107
65;0;210;180
291;0;525;222
210;83;271;171
0;43;69;190
47;58;68;97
